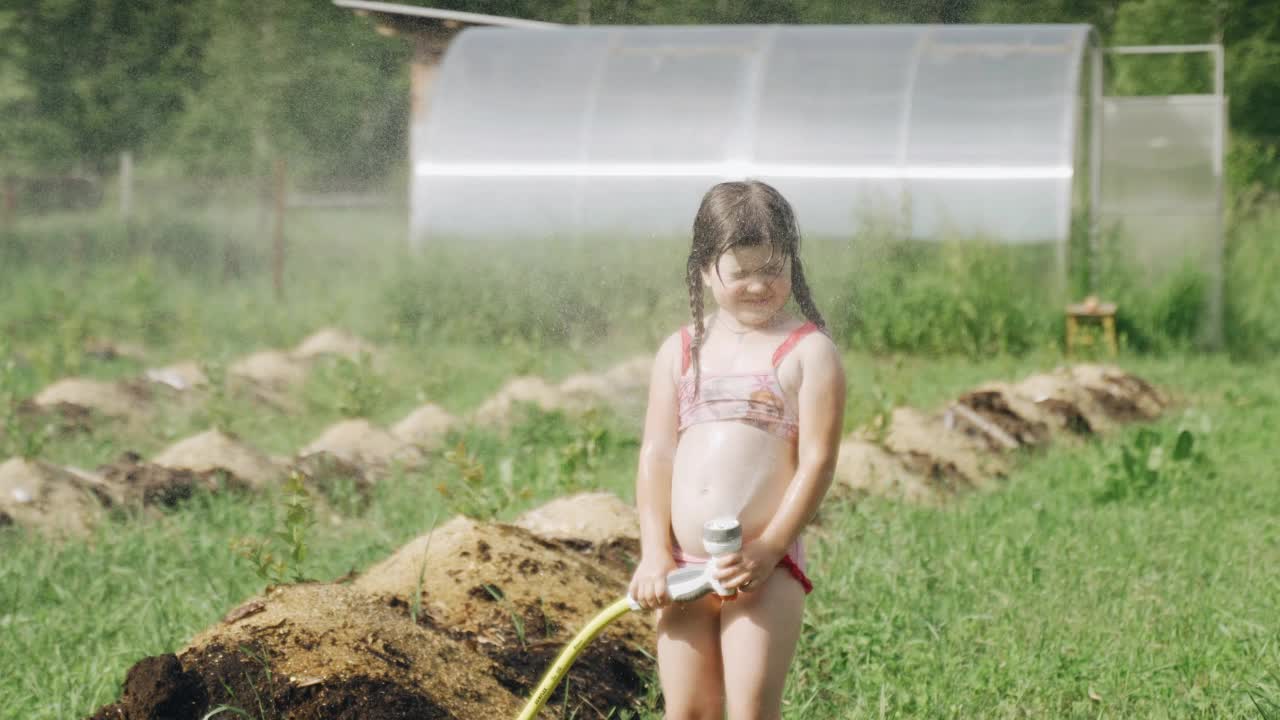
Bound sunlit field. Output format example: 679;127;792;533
2;206;1278;718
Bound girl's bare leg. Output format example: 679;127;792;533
656;593;725;720
719;568;806;720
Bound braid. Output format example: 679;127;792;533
790;255;827;331
686;257;706;397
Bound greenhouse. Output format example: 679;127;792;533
414;24;1098;248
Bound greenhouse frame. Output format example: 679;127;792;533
406;23;1224;343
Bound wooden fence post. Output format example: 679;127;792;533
272;157;287;301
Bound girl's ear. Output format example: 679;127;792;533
701;264;713;289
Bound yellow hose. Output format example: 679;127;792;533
515;596;635;720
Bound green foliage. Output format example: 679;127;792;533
484;583;528;650
231;473;316;586
199;358;237;435
0;352;50;460
1094;426;1210;503
822;235;1061;358
436;409;633;519
304;353;387;419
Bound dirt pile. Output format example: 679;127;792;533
152;430;285;490
90;583;526;720
392;404;458;451
354;516;652;713
558;356;652;417
0;451;263;535
98;453;251;510
471;376;566;427
32;378;150;419
0;457;111;535
229;350;309;389
515;491;639;547
300;420;423;470
90;515;654;719
833;364;1168;502
291;328;378;362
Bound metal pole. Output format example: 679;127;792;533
1089;43;1103;294
408;33;433;251
1209;44;1226;348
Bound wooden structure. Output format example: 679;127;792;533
332;2;558;241
1065;296;1118;356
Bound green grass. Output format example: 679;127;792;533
2;353;1278;718
1;205;1278;718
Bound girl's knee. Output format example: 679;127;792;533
664;697;725;720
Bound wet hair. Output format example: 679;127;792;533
685;180;826;391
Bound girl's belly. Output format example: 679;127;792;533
670;422;796;555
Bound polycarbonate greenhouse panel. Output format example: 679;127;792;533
1099;96;1224;278
415;24;1094;245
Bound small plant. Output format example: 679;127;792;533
232;473;316;585
1095;427;1210;503
305;352;386;419
437;440;520;518
410;511;439;627
200;358;237;434
484;584;527;650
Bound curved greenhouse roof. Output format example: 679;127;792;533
415;24;1097;244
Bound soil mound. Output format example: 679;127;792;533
143;362;208;392
391;404;457;450
832;364;1168;503
601;355;653;389
90;583;526;720
471;376;566;427
98;452;250;509
291;451;375;509
300;419;423;470
515;492;639;546
291;328;378;362
32;378;147;419
354;517;652;712
0;457;111;535
152;430;284;490
229;350;308;388
832;439;943;505
558;355;652;415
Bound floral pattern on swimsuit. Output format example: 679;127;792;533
677;372;798;440
675;321;822;440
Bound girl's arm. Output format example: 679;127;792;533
629;333;682;606
757;333;846;554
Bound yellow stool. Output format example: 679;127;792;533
1065;296;1118;356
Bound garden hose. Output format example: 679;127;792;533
515;595;637;720
515;518;742;719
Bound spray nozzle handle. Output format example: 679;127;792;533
703;517;742;597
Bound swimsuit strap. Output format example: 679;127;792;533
771;321;820;368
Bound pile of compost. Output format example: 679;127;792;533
87;496;652;720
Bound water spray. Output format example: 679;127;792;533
515;517;742;720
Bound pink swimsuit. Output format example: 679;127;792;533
672;321;823;595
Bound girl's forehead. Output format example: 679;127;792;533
718;245;786;270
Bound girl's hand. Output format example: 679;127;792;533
629;554;677;610
713;540;785;592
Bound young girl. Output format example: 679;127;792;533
628;180;846;719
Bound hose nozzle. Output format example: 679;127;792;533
703;517;742;597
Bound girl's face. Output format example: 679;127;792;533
702;245;792;328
